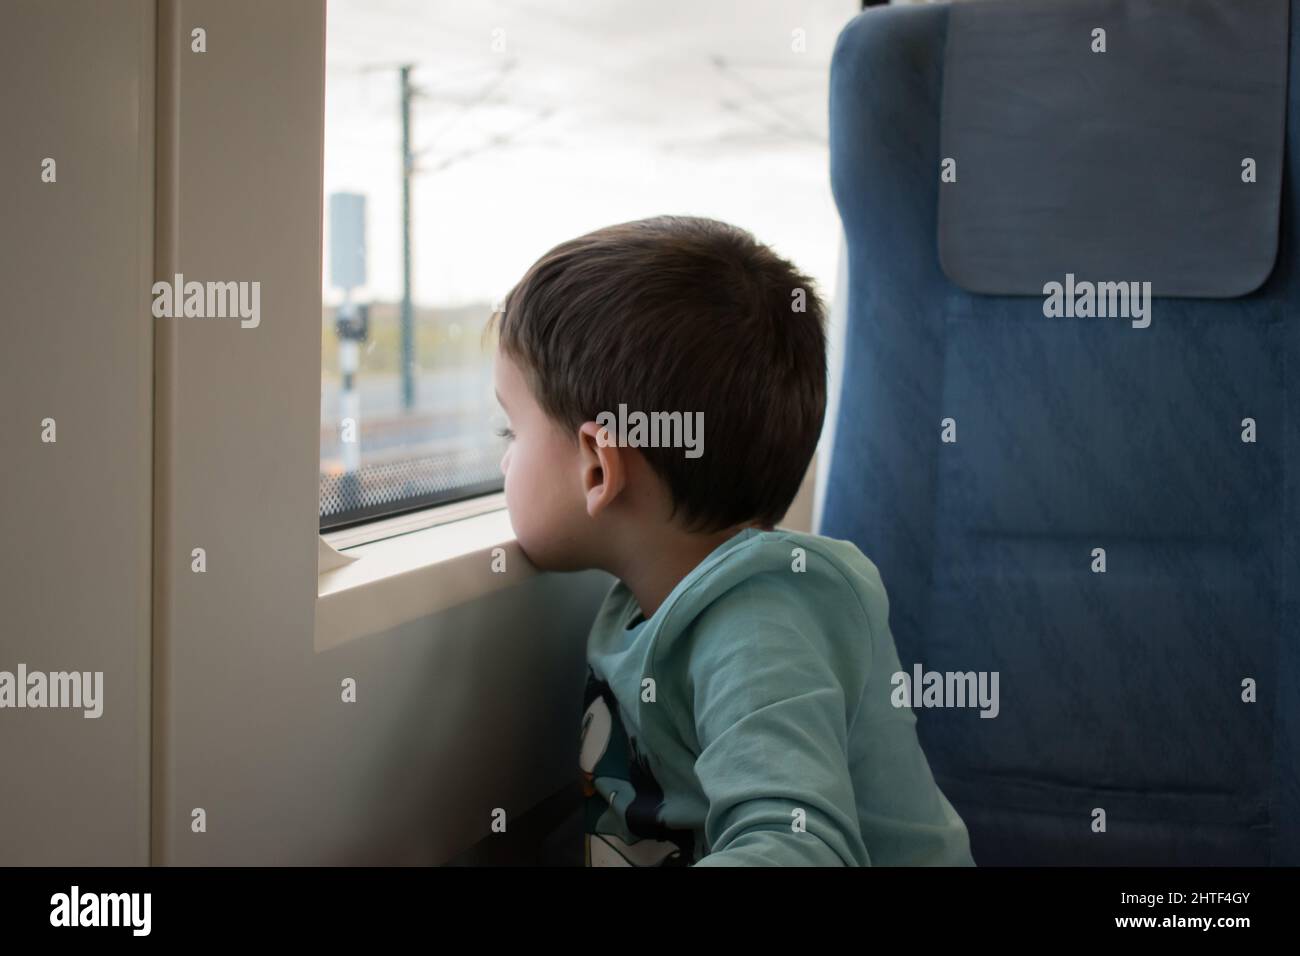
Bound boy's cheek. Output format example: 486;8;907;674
505;504;557;571
502;460;546;552
502;467;526;531
502;466;585;572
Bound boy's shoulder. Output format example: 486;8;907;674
669;527;887;623
647;528;887;670
586;527;890;670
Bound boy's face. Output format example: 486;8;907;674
493;347;594;571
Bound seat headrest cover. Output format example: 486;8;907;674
938;0;1289;298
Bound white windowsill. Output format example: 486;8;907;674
315;497;536;652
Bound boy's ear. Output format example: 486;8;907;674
577;420;626;518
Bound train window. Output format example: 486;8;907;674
319;0;859;531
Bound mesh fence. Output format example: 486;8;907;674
319;444;504;526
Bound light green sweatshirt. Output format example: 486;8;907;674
579;526;975;867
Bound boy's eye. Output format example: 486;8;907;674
495;426;515;441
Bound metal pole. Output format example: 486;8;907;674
400;64;415;411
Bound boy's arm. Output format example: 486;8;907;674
682;619;870;867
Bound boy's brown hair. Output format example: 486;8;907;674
488;215;827;533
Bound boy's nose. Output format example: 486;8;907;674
500;446;511;475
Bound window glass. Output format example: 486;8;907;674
320;0;858;529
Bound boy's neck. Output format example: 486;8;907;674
613;519;770;621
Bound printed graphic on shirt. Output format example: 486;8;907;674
579;667;696;866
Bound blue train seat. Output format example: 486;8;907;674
822;0;1299;864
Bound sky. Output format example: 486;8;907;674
322;0;860;309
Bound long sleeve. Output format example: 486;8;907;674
682;613;872;867
585;528;973;868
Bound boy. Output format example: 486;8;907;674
489;215;974;867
